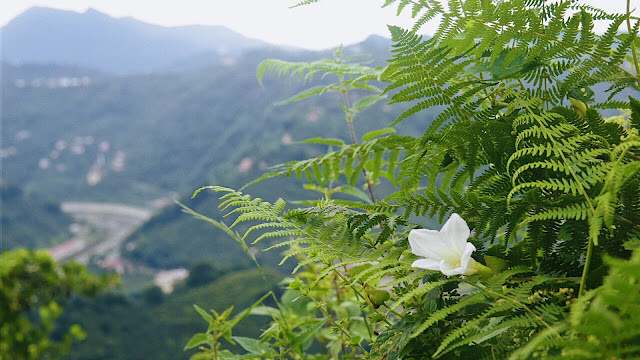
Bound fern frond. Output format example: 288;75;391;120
409;291;487;340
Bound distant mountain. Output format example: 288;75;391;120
0;7;268;74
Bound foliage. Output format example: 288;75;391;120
142;285;165;305
0;249;116;360
1;43;400;205
186;262;225;288
186;0;640;359
1;183;73;250
511;248;640;359
57;268;282;360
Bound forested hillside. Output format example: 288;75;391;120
57;268;282;360
2;38;405;204
3;36;426;269
1;183;73;250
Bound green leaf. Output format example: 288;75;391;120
623;238;640;250
193;305;213;323
69;324;86;341
484;255;509;274
289;277;302;290
229;292;273;327
336;186;372;203
218;306;235;321
184;333;209;350
569;97;587;118
275;85;329;106
568;86;595;103
346;263;373;278
350;94;385;113
370;321;421;360
291;320;327;351
301;137;345;146
249;305;279;317
352;82;383;92
362;128;396;142
232;337;273;355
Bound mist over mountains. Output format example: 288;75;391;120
2;6;402;260
0;7;408;359
1;7;268;74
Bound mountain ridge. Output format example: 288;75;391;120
1;6;268;74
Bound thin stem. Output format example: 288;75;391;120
301;287;368;353
332;272;347;356
579;143;634;296
339;79;377;203
332;272;375;340
343;91;359;144
615;214;640;230
178;203;293;329
382;303;404;318
628;0;640;87
517;78;527;92
333;269;393;327
578;239;594;297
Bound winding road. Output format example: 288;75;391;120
50;202;152;263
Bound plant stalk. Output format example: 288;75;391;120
340;81;377;203
628;0;640;87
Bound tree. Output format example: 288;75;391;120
142;285;165;305
186;262;222;288
0;249;116;359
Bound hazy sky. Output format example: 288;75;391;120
1;0;637;50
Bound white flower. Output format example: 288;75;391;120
409;213;480;276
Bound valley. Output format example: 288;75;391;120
0;7;408;359
51;201;194;294
51;202;152;264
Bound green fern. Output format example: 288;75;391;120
187;1;640;359
510;248;640;359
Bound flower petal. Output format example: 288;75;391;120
411;258;441;270
439;260;466;276
409;229;449;261
440;213;470;254
459;242;477;272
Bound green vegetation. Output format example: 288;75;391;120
5;0;640;358
0;249;115;359
1;33;414;359
115;43;422;270
58;268;282;360
185;262;223;288
186;0;640;359
2;43;403;205
1;183;73;250
3;40;418;271
122;177;323;269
